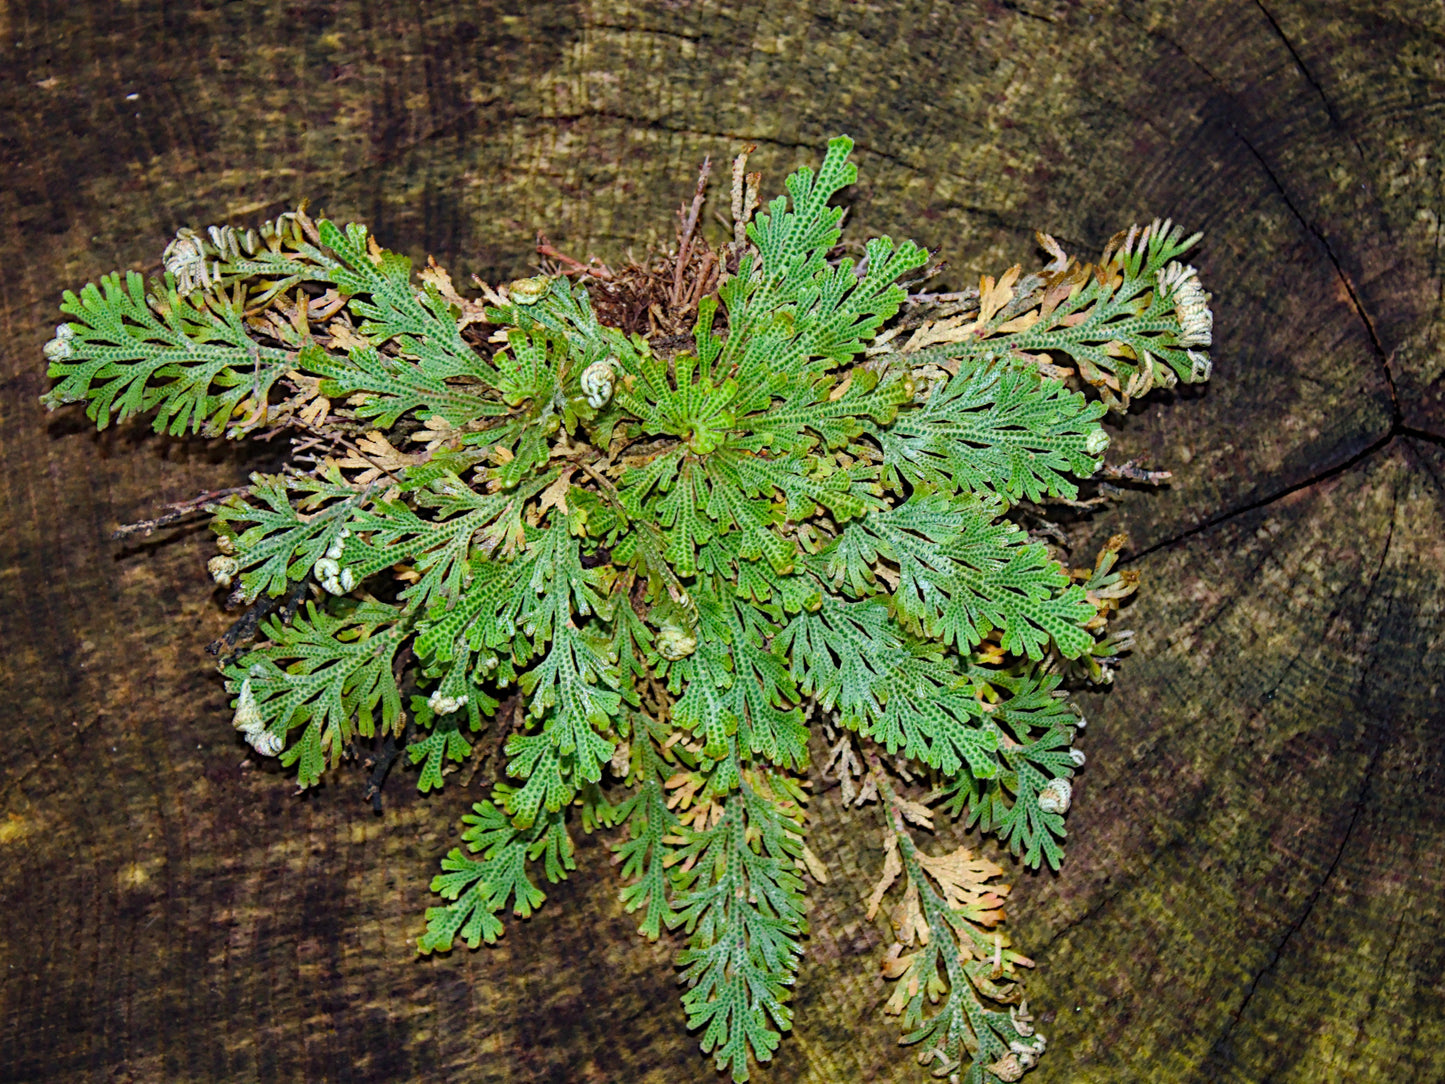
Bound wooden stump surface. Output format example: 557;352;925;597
1;2;1442;1081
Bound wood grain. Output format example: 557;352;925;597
1;2;1441;1081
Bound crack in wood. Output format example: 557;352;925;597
1225;120;1400;413
1203;480;1397;1066
1130;420;1445;566
1351;906;1409;1057
1115;7;1402;422
1250;0;1366;163
1128;429;1395;564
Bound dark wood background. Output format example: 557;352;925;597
2;2;1442;1081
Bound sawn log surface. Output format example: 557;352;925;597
1;2;1442;1082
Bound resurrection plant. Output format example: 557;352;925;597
43;137;1212;1082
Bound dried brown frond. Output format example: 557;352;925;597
534;149;764;342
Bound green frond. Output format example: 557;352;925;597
318;219;501;387
351;472;551;611
719;599;808;772
210;468;369;602
780;597;1000;779
306;341;507;429
822;494;1097;659
877;362;1108;502
665;593;739;760
222;599;411;787
407;715;475;794
43;272;290;436
670;778;811;1082
613;723;683;939
418;798;575;952
937;665;1081;870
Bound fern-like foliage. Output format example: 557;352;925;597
44;137;1213;1083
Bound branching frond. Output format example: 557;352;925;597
669;771;811;1082
418;796;576;952
222;600;411;786
871;774;1044;1084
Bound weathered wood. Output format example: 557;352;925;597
1;1;1441;1081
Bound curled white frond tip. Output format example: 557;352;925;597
1187;349;1212;382
507;275;552;305
208;554;239;587
163;227;221;296
427;691;469;716
1158;261;1213;350
43;323;75;360
1010;1001;1036;1037
314;556;355;595
656;621;698;661
324;527;350;562
233;677;263;736
988;1054;1026;1082
581;360;616;409
1037;777;1072;815
248;728;284;757
1009;1032;1047;1071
